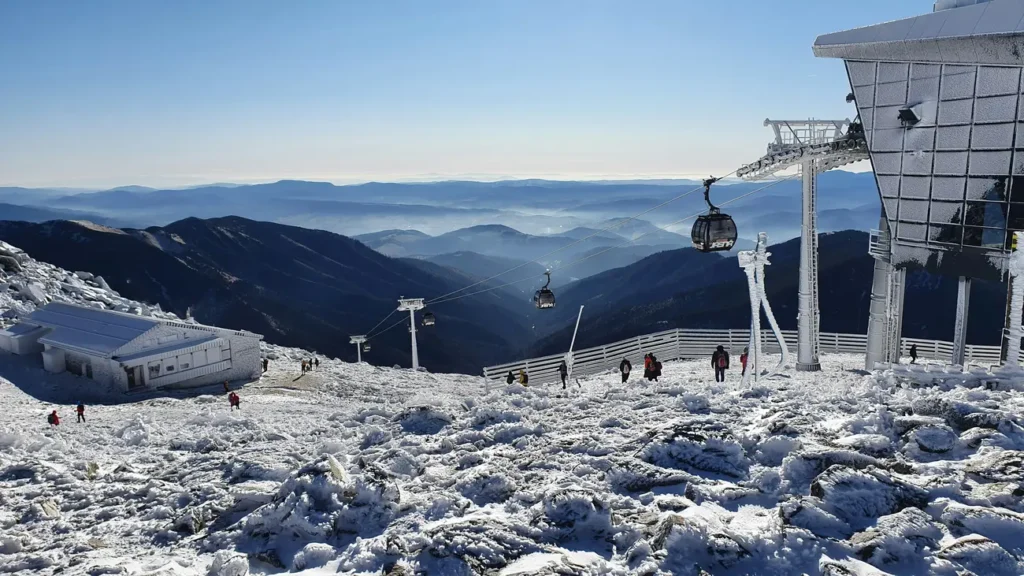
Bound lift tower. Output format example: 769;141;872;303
349;335;367;363
738;119;869;371
397;298;425;370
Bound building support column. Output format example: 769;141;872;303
797;159;821;371
1002;231;1024;368
865;257;891;370
952;276;971;366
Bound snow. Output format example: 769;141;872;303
1;240;1023;575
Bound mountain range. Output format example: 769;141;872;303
0;218;535;374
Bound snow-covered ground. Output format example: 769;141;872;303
1;240;1024;575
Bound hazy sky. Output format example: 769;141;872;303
0;0;926;188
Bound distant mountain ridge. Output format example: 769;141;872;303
0;217;533;374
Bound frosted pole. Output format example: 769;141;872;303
756;233;788;377
739;252;760;386
349;335;366;364
951;277;971;366
1004;231;1024;368
565;305;584;382
797;159;821;371
409;308;419;370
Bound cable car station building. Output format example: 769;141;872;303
814;0;1024;368
1;302;263;392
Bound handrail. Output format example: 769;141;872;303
482;327;1001;385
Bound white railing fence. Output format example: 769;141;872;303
483;328;1002;385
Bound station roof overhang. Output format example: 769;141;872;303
813;0;1024;65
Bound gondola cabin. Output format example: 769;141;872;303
534;270;556;309
691;213;737;252
422;312;436;326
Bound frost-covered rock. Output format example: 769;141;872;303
849;507;942;566
781;449;880;490
242;456;398;543
531;488;614;543
810;466;928;528
417;515;547;571
207;550;248;576
905;424;958;454
832;434;893;457
291;542;336;570
603;457;692;493
937;534;1022;576
939;501;1024;555
455;467;516;505
396;406;452;435
965;450;1023;482
819;554;894;575
778;496;853;539
640;418;749;478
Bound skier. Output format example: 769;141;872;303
262;358;269;372
47;410;60;426
506;370;515;385
519;369;529;386
740;347;748;375
909;344;918;364
229;392;241;411
558;360;568;389
76;402;85;423
619;357;632;383
712;345;729;382
314;357;320;370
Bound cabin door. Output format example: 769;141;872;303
126;366;140;389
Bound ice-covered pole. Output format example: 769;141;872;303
350;335;366;363
739;249;760;385
756;233;788;377
565;305;584;382
397;298;425;371
1005;231;1024;368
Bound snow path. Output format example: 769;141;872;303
2;347;1023;576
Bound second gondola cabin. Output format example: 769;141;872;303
422;312;436;326
534;271;556;309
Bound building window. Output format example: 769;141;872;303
149;365;160;378
166;365;175;372
180;363;190;370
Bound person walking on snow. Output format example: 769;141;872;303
314;357;320;370
47;410;60;426
740;348;748;375
262;358;269;372
643;353;653;381
506;370;515;385
712;345;729;382
519;369;529;386
76;402;85;423
619;357;632;383
909;344;918;364
558;360;569;389
229;392;240;411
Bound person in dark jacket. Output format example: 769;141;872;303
506;370;515;385
262;358;269;372
909;344;918;364
47;410;60;426
712;345;729;382
619;358;632;383
558;360;568;389
314;357;320;370
76;402;86;423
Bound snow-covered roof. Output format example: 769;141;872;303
0;323;46;337
813;0;1024;64
29;302;160;357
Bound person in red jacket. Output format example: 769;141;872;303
47;410;60;426
740;348;748;375
229;392;240;411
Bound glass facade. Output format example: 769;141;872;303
849;60;1024;272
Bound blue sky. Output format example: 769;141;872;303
0;0;927;188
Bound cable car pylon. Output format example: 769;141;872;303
737;118;868;372
349;335;367;363
397;298;426;371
